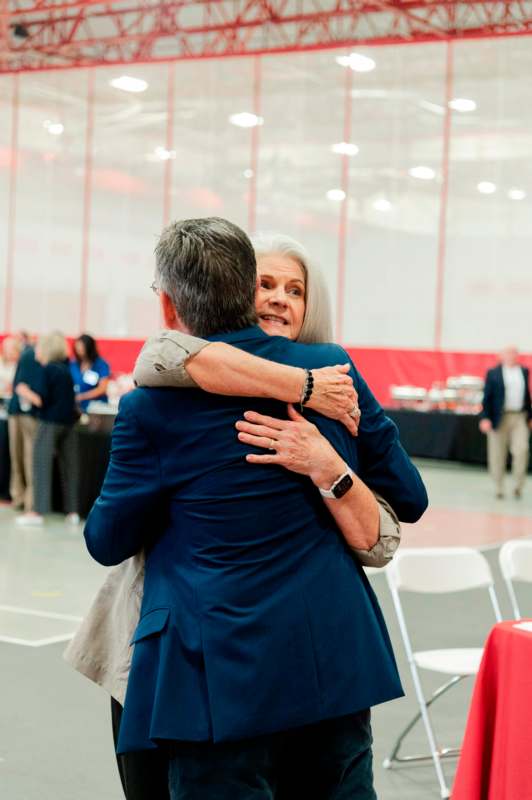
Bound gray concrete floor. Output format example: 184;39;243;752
1;460;532;800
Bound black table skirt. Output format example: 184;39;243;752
0;419;111;516
385;408;532;468
385;409;487;463
0;417;10;500
2;411;530;515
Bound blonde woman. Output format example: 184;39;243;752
16;332;79;526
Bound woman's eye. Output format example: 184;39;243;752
260;280;271;289
289;287;303;296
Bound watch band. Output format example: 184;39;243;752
319;467;355;499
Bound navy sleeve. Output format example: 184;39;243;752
38;365;52;407
524;368;532;420
343;352;428;523
84;392;164;566
96;357;111;379
480;370;494;422
16;351;44;395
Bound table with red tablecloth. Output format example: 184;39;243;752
452;620;532;800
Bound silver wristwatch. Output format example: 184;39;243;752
318;467;355;499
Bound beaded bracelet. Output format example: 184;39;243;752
300;369;314;411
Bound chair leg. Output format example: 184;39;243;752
383;675;463;766
383;671;462;799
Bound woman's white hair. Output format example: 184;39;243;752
251;232;332;344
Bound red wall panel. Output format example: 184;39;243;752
3;333;530;405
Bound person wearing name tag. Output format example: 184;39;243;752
71;334;111;412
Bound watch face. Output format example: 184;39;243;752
332;474;354;499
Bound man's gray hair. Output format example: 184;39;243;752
251;233;332;344
155;217;257;337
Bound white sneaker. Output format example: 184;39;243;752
65;513;80;526
16;513;44;526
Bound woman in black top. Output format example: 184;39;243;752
15;332;80;526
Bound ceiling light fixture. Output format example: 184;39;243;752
326;189;346;202
372;198;392;212
43;120;64;135
477;181;496;194
110;76;148;93
229;112;264;128
449;98;477;112
508;188;526;200
335;53;376;72
409;166;436;181
154;146;176;161
243;169;254;179
418;100;445;116
331;142;359;156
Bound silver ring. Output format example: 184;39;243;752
269;438;276;450
349;405;361;419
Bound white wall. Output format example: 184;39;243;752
1;37;531;351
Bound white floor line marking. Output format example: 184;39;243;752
0;604;82;622
0;633;75;647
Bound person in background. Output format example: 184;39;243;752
7;335;43;512
479;346;532;499
71;334;111;412
18;330;32;349
0;336;21;395
15;332;80;526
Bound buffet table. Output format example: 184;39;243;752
385;409;489;463
452;620;532;800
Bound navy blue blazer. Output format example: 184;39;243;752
84;326;428;753
481;365;532;430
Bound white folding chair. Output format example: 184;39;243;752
499;539;532;619
384;547;502;799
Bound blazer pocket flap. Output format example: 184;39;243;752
131;608;170;644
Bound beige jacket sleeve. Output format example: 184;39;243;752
133;330;209;388
352;493;401;568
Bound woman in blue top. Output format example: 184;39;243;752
71;334;110;412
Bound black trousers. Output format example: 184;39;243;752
33;421;78;514
111;697;170;800
112;699;375;800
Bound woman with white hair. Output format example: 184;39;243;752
135;232;375;500
15;331;80;526
66;233;401;800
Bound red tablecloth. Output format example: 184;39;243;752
452;620;532;800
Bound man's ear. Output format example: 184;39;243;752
160;291;182;330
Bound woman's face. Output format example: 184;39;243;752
74;340;86;360
255;254;306;341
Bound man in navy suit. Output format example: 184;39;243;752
85;217;428;799
480;346;532;498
